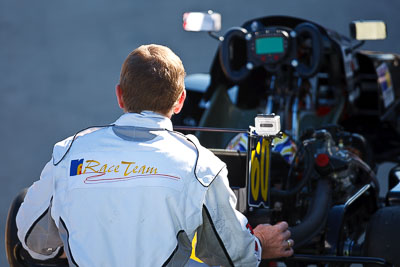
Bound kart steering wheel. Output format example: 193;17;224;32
219;22;324;83
293;22;323;78
219;27;250;83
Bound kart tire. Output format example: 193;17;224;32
5;188;69;267
364;206;400;267
5;189;27;267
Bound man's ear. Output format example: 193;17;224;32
116;84;125;110
173;89;186;115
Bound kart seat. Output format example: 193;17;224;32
197;85;257;149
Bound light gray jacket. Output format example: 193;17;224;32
16;111;261;267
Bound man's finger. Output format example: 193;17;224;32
287;239;294;248
282;247;294;257
280;238;294;253
275;221;289;231
282;229;291;241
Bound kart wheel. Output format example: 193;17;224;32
5;188;69;267
364;206;400;267
5;189;27;267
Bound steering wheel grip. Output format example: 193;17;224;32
294;23;324;78
219;27;250;83
219;24;323;81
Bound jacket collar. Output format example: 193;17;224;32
114;111;173;131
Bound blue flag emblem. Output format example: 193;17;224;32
70;159;84;176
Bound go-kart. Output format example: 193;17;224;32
5;12;400;267
176;12;400;266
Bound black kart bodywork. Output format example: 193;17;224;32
175;14;400;266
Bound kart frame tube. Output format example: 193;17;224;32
283;254;393;266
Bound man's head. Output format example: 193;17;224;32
117;44;186;117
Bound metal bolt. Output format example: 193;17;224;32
251;21;259;32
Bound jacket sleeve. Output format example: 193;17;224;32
195;167;262;267
16;160;63;260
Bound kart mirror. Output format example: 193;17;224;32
350;20;387;40
183;11;221;32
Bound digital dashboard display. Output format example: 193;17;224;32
255;37;284;54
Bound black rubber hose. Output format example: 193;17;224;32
290;179;332;248
271;145;314;197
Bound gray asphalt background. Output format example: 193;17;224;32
1;0;399;265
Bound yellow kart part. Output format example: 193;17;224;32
190;232;203;263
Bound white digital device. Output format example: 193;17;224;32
254;114;281;136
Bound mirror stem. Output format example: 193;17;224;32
345;40;365;55
208;31;224;42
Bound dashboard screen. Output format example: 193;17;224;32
255;37;284;54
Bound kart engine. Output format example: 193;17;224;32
263;126;377;249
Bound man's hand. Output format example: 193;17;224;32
253;221;294;259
